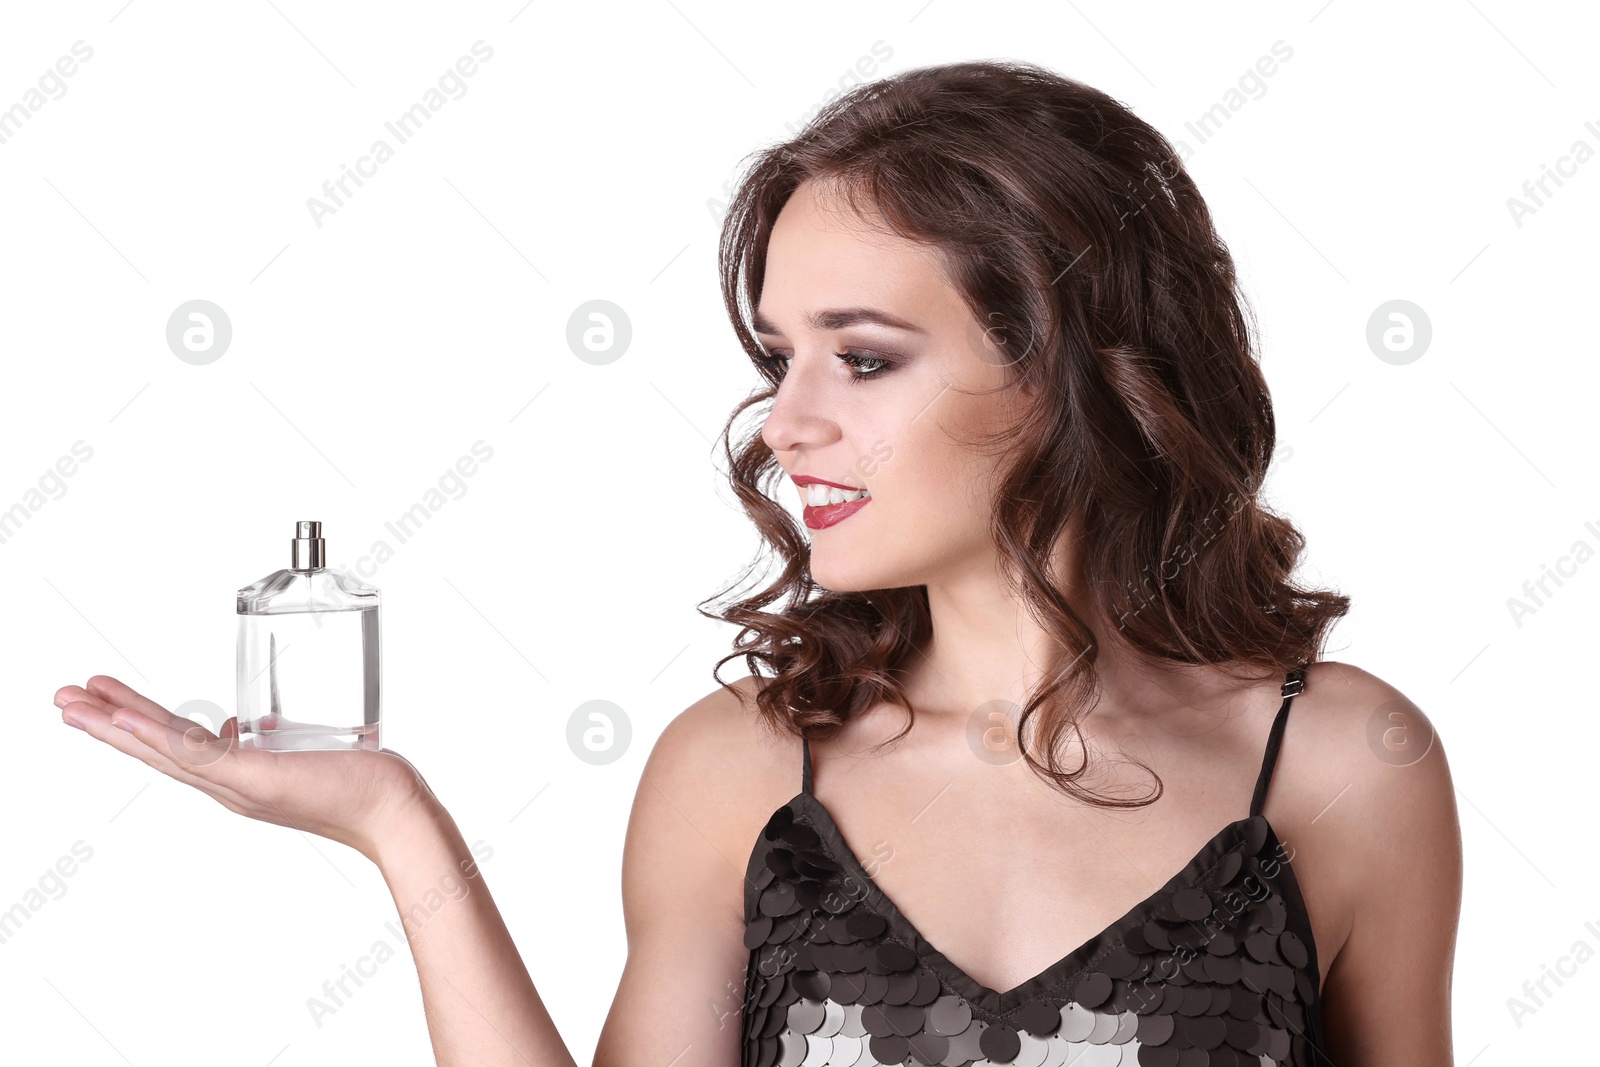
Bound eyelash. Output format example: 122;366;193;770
760;349;895;383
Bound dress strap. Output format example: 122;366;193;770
801;733;814;796
1248;665;1308;818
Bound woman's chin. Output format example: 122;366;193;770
809;557;907;595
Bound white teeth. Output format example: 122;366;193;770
806;483;870;506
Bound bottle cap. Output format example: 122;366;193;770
291;520;326;570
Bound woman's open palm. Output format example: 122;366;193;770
56;675;429;860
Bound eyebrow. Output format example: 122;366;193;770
751;306;926;336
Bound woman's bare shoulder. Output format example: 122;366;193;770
1275;659;1456;839
1286;660;1449;789
649;674;798;781
605;678;802;1063
1275;660;1461;989
631;674;803;865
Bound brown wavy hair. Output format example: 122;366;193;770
697;59;1349;808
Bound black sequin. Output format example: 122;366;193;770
739;666;1333;1067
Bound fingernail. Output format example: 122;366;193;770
64;714;87;730
113;717;134;733
54;695;67;708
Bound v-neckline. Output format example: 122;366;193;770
776;787;1282;1015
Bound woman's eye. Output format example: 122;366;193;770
760;349;894;383
836;350;893;381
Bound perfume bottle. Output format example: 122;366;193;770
236;521;381;751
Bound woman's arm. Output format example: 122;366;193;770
367;793;578;1067
367;680;757;1067
591;683;764;1065
1313;672;1463;1065
57;675;757;1067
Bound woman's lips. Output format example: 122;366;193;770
803;496;870;530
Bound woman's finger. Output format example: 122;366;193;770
54;684;92;709
61;685;222;754
62;700;225;793
117;707;241;778
83;675;185;730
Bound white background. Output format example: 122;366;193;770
1;0;1594;1063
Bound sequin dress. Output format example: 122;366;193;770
739;666;1333;1067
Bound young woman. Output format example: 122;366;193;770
55;61;1461;1067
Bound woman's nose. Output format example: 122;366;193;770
760;360;839;454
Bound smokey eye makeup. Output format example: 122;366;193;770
757;349;900;384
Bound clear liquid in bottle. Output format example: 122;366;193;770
236;521;381;751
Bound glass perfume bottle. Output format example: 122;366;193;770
236;521;381;751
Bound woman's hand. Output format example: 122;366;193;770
56;675;432;862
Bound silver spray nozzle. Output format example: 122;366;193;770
291;520;326;570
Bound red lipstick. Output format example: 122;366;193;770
792;474;871;530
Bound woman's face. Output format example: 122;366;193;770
757;179;1025;593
